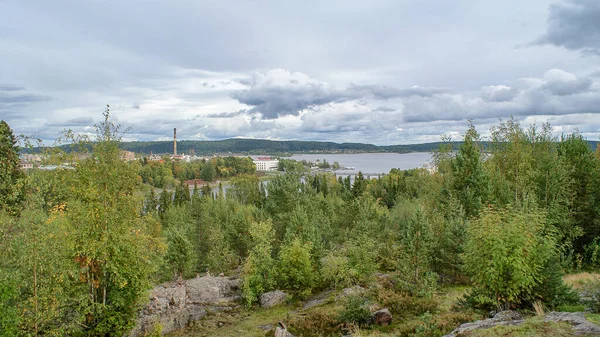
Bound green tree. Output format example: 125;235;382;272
277;238;315;298
452;121;489;217
0;120;25;214
229;174;263;206
200;160;216;181
464;206;556;310
63;107;165;335
242;220;276;307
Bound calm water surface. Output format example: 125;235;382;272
289;152;432;175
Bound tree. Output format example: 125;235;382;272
277;238;315;298
242;220;276;307
464;206;556;310
229;174;263;206
62;107;164;335
200;160;216;181
0;120;25;213
452;121;489;217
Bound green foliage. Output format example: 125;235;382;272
242;220;276;307
451;121;489;218
321;236;378;289
464;206;556;310
0;120;25;214
163;227;196;279
200;159;216;181
394;202;438;296
229;174;264;206
277;238;316;298
338;295;372;326
0;268;20;337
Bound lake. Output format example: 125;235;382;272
289;152;432;176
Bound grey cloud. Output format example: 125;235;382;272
481;86;518;102
0;84;24;91
132;103;140;109
346;84;449;99
402;69;600;123
45;116;94;127
534;0;600;55
374;106;395;112
0;86;49;112
231;69;447;119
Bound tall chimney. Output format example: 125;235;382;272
173;128;177;156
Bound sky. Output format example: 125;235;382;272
1;0;600;145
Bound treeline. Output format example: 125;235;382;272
118;139;480;155
138;155;255;188
2;113;600;336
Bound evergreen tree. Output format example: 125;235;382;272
452;121;489;217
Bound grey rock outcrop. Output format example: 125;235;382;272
260;290;288;308
127;276;241;337
442;310;524;337
544;311;600;335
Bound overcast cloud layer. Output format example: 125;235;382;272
1;0;600;145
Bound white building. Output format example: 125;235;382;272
253;157;279;171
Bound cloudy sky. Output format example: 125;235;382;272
1;0;600;145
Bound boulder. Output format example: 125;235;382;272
260;290;288;308
372;308;392;326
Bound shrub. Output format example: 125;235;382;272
338;295;372;326
242;221;276;307
277;238;316;298
464;207;557;310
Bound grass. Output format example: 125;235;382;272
167;305;298;337
563;272;600;290
459;318;574;337
585;313;600;326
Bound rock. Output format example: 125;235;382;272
259;323;274;331
186;276;239;304
302;289;333;310
372;308;392;326
152;282;186;309
127;276;241;337
260;290;288;308
336;285;365;300
442;310;524;337
544;311;600;335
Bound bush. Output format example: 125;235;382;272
288;311;340;337
242;221;276;307
320;236;378;289
277;238;316;298
338;295;372;326
373;283;439;318
464;207;557;310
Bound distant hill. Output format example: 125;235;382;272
22;138;600;156
117;139;443;155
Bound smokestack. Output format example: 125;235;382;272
173;128;177;156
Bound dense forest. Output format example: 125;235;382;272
3;112;600;336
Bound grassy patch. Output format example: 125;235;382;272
167;305;298;337
563;272;600;290
585;313;600;326
460;318;573;337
